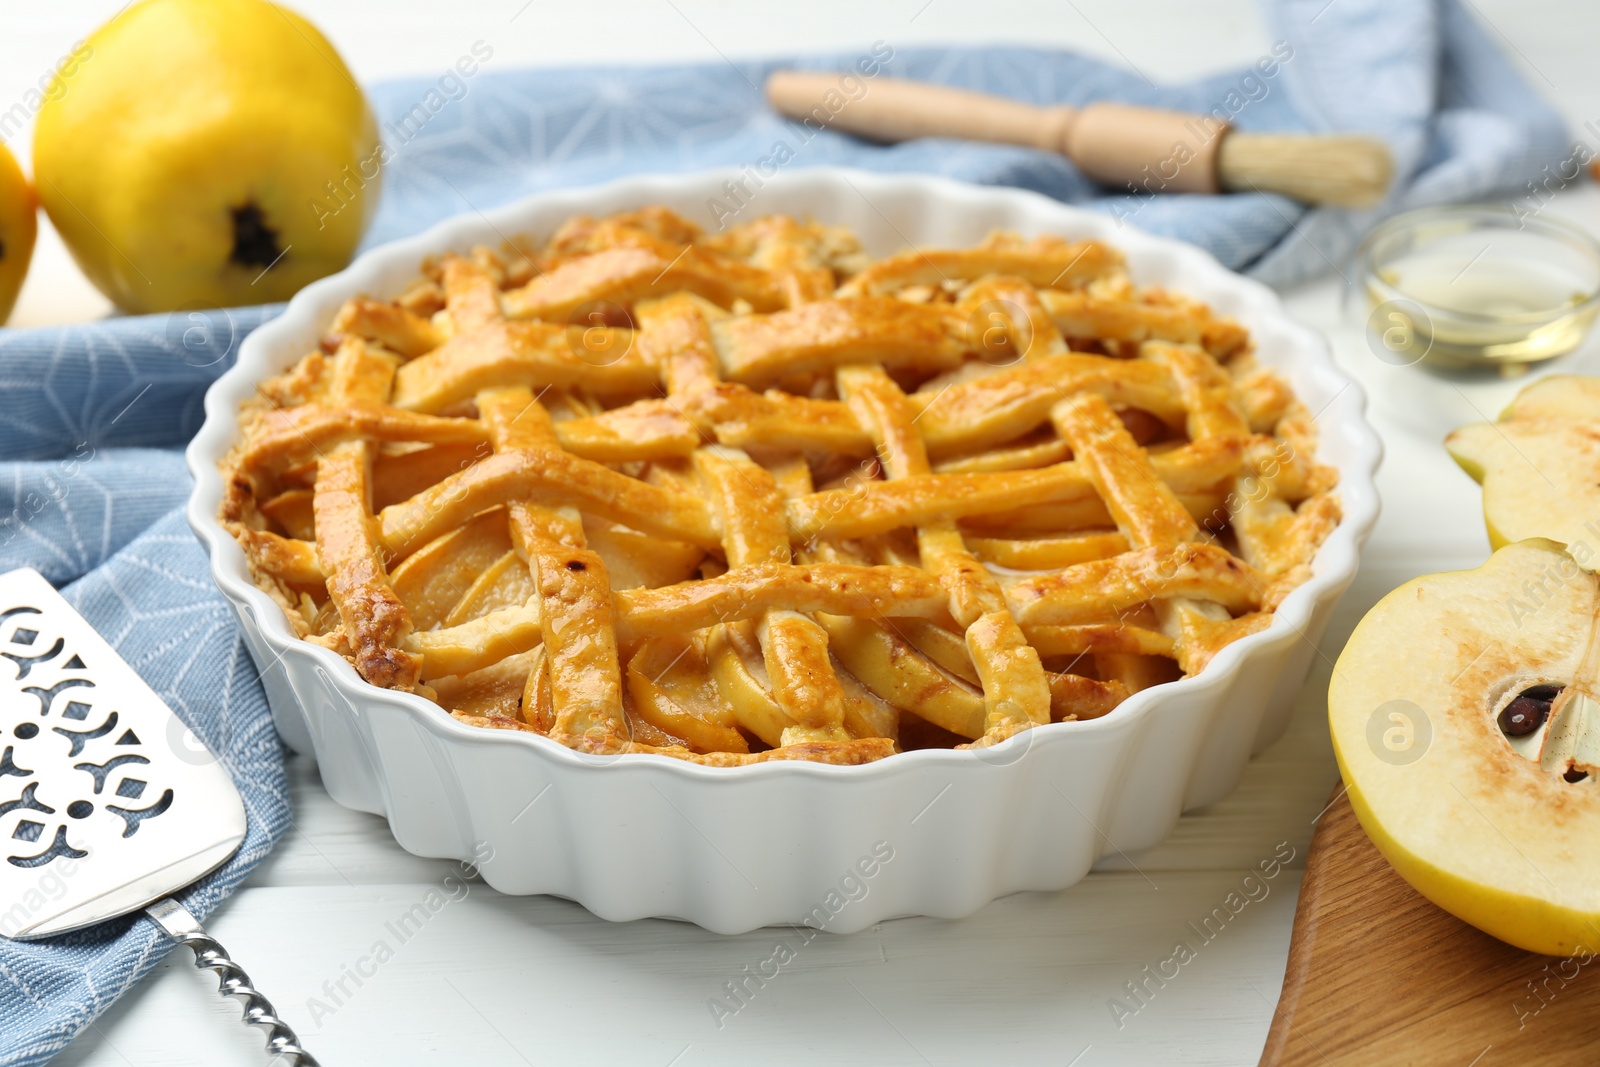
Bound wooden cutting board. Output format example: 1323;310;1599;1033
1259;784;1600;1065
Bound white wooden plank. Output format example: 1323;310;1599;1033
54;870;1300;1067
240;757;450;889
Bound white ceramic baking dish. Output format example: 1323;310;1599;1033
187;167;1381;935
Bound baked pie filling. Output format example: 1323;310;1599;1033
221;205;1340;766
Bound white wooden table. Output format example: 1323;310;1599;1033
5;2;1600;1063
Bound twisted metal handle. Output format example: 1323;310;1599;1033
147;898;321;1067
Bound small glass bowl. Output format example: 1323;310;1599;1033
1352;204;1600;373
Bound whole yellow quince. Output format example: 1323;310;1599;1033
34;0;381;314
0;140;36;325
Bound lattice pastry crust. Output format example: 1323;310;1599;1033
220;206;1340;766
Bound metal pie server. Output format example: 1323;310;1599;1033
0;567;317;1065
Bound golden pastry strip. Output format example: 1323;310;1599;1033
1152;340;1338;668
613;562;949;642
786;444;1233;542
377;447;721;559
476;386;585;551
697;447;849;743
234;528;323;585
1051;393;1202;549
1006;544;1264;626
959;275;1069;362
1146;341;1252;443
224;205;1339;765
1038;289;1249;358
679;385;871;456
332;298;444;358
1052;381;1250;678
841;241;1122;296
442;253;506;335
838;364;1048;737
504;243;788;321
312;341;422;690
235;405;488;479
533;540;628;750
712;297;968;388
913;352;1187;458
637;292;723;395
392;321;654;413
1025;622;1176;659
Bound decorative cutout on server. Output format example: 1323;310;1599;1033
0;601;175;869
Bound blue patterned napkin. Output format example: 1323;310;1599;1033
0;0;1570;1061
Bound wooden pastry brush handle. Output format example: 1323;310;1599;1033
767;71;1224;193
767;73;1080;156
765;71;1392;206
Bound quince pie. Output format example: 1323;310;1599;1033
220;205;1340;766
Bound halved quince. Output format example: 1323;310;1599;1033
1330;539;1600;955
1446;375;1600;550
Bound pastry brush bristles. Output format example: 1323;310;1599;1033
1218;133;1394;208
